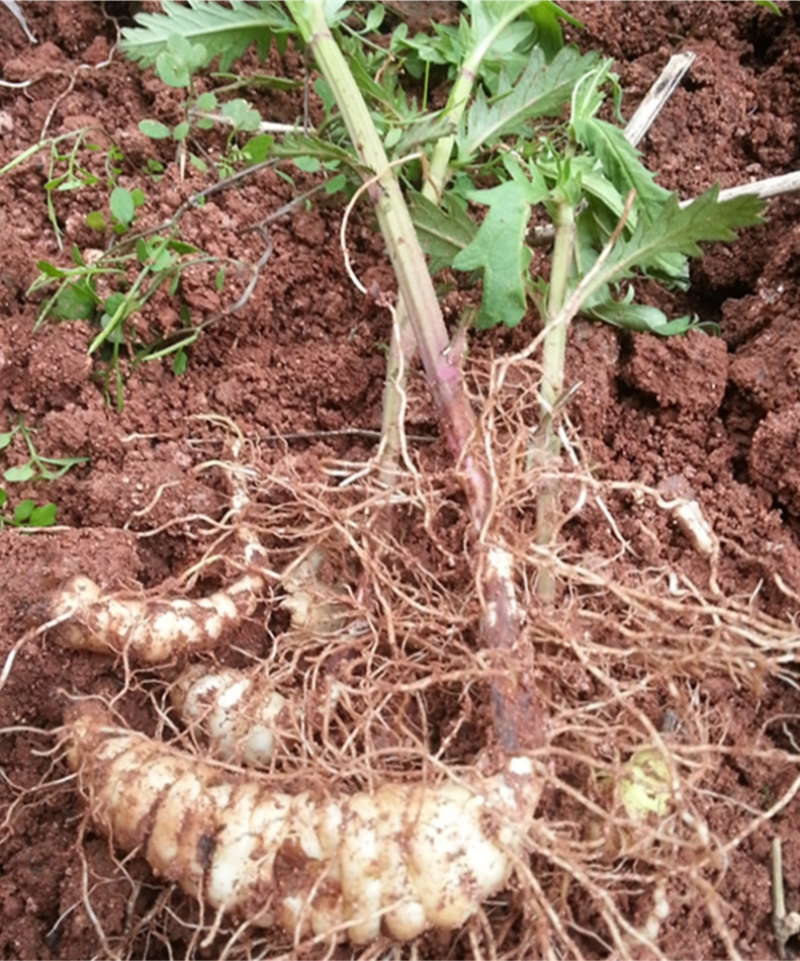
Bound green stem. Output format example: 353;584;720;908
427;2;538;202
534;198;575;606
289;1;543;753
377;1;537;488
290;1;489;519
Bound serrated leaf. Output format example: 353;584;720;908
408;190;477;273
574;187;765;321
273;132;360;172
459;46;600;161
451;160;548;328
389;112;456;159
607;187;765;279
120;0;294;72
572;116;671;210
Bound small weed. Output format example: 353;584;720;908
85;185;147;234
27;232;241;410
0;127;126;250
137;33;267;178
0;418;88;482
0;492;57;529
0;418;88;530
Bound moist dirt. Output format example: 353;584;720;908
1;2;800;959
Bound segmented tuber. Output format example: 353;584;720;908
172;664;294;768
48;573;264;663
65;703;538;944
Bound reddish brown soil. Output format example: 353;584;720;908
1;2;800;959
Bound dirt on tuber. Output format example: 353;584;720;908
64;702;539;945
48;572;265;663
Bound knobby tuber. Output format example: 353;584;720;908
64;703;539;944
172;664;294;768
48;572;265;663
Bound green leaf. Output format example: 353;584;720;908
294;155;321;173
220;98;262;132
36;454;89;476
13;499;34;523
52;280;98;321
109;186;136;225
571;116;671;211
607;187;765;278
139;118;172;140
36;260;65;279
459;46;600;161
120;0;294;73
188;153;208;173
389;112;458;158
451;159;548;328
85;210;108;231
173;121;190;141
0;431;15;451
408;190;478;273
172;348;188;376
0;488;6;508
196;91;218;111
103;292;128;318
152;247;176;273
4;464;35;483
324;172;347;195
28;502;57;527
215;266;225;292
155;35;207;88
242;133;273;164
570;58;611;125
573;187;765;321
131;188;146;207
167;239;200;254
365;4;384;32
585;291;699;335
273;132;360;173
